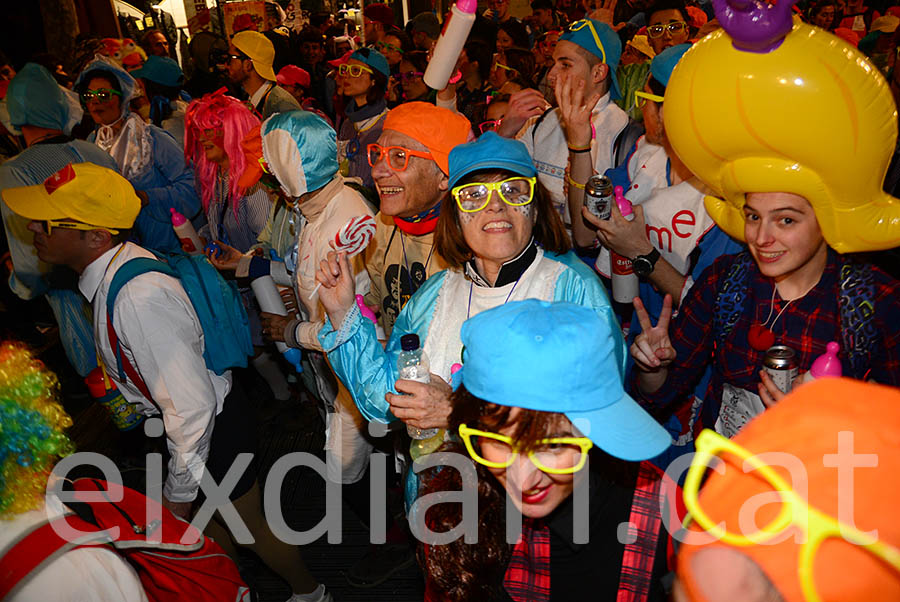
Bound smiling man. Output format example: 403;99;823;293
363;102;472;336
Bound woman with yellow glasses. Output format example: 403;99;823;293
316;132;625;476
336;48;390;192
418;300;672;601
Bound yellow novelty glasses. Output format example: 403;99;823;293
458;423;593;475
567;20;607;64
634;90;665;108
338;63;373;78
646;21;687;39
451;176;536;213
41;219;119;236
683;428;900;602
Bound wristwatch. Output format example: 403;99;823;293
633;248;660;278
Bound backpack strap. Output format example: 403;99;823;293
838;257;877;378
613;120;645;169
530;107;554;145
0;514;110;600
105;257;178;407
713;251;755;344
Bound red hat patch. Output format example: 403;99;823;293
44;164;76;195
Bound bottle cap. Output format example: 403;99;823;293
400;333;421;351
457;0;478;14
170;207;187;226
810;341;842;378
614;185;633;217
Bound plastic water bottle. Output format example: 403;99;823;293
611;186;640;303
800;341;842;384
398;334;441;444
170;208;204;255
423;0;477;90
250;275;303;373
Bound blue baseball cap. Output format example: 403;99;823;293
448;131;537;188
348;48;390;78
560;19;622;100
649;43;691;88
457;300;672;461
131;55;184;88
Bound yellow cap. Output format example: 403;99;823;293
233;31;277;81
2;163;141;229
664;22;900;253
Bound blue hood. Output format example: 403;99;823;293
7;63;83;135
75;55;138;121
260;110;338;197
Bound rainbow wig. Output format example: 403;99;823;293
185;88;261;218
0;342;74;518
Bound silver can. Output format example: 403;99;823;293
763;345;799;395
584;175;613;220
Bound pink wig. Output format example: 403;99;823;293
185;88;261;218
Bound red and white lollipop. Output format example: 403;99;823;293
309;214;376;299
333;214;376;257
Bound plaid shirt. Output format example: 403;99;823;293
637;249;900;431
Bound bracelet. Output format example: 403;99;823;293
567;144;591;153
567;175;586;190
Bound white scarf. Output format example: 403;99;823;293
96;112;153;181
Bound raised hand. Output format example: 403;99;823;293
496;88;551;137
315;251;356;328
631;294;676;372
556;72;599;149
387;373;453;429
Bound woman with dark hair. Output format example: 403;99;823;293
74;56;199;253
497;19;532;52
336;48;390;191
314;132;623;474
489;47;537;95
393;50;433;104
419;299;673;601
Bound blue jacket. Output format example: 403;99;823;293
319;249;627;424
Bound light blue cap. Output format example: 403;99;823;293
650;43;691;88
448;131;536;188
457;300;672;461
7;63;69;132
132;55;184;88
560;19;623;100
261;110;338;197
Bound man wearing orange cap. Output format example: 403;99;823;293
363;101;473;336
675;378;900;601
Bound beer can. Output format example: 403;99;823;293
584;175;613;220
763;345;799;395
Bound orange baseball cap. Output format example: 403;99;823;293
677;378;900;601
382;102;472;175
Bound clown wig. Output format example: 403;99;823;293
185;89;261;217
0;342;74;518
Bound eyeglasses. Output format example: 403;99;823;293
493;61;517;74
458;423;594;475
398;70;424;82
634;90;665;108
338;63;373;77
478;118;503;134
376;41;403;54
367;143;433;172
228;53;249;62
683;429;900;602
646;21;687;38
80;88;122;104
40;219;119;236
567;20;607;64
451;176;536;212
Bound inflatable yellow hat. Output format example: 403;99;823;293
664;0;900;253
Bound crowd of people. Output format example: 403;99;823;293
1;0;900;600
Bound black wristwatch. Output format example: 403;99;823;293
632;248;660;278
